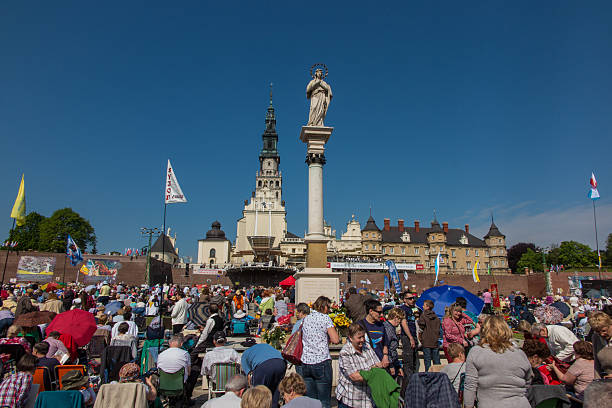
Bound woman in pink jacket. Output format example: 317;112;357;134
442;304;468;361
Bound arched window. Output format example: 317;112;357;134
276;181;279;187
276;192;279;198
209;248;216;258
210;260;214;267
258;180;262;187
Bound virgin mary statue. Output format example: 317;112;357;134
306;69;333;126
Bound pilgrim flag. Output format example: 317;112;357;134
165;160;187;204
588;172;600;200
66;235;83;266
473;260;480;283
10;175;26;227
434;250;441;286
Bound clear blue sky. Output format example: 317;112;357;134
2;1;611;260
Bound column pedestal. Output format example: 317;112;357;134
295;125;340;304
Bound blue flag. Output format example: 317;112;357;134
385;260;402;294
384;275;390;291
66;235;83;266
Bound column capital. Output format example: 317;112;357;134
306;153;326;165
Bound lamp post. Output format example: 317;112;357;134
141;227;160;285
542;246;552;295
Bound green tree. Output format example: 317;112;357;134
2;212;46;251
557;241;597;268
517;248;544;273
38;208;96;253
507;243;537;273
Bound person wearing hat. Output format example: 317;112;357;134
61;369;96;406
98;281;111;305
116;362;157;401
201;331;241;385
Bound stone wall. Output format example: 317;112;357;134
0;251;609;296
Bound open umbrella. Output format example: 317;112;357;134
416;285;484;318
104;301;123;315
533;305;563;325
46;309;97;347
188;302;210;327
13;311;57;327
279;275;296;287
42;282;61;293
550;301;571;318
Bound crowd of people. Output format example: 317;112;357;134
0;280;609;408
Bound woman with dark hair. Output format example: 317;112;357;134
522;339;559;385
296;296;340;408
550;340;595;399
110;322;137;359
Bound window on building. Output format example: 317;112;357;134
401;247;405;254
466;249;470;256
210;260;214;267
373;244;377;250
365;244;369;250
365;232;369;238
467;261;471;269
425;249;429;255
485;250;489;257
415;248;419;255
258;180;262;187
209;248;216;258
494;260;498;266
451;249;456;257
452;261;457;269
292;248;296;253
486;262;489;269
426;261;430;267
492;249;497;255
475;249;479;257
390;247;394;254
499;238;503;244
501;260;505;266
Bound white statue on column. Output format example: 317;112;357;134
306;64;333;127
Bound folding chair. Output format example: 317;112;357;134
87;335;107;359
207;362;240;399
55;365;86;389
34;390;83;408
33;366;52;393
158;367;185;405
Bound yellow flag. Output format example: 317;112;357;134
473;260;480;283
10;174;26;226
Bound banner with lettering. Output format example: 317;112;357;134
165;159;187;204
491;283;501;308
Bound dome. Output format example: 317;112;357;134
206;221;226;240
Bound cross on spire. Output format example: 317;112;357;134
269;82;273;106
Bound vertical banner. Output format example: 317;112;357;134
491;283;501;308
385;260;402;294
384;275;390;291
165;160;187;204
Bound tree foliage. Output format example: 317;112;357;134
2;212;46;251
23;208;97;253
507;242;537;273
517;248;544;273
555;241;597;268
605;233;612;266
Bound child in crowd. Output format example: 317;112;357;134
291;303;310;334
0;353;37;408
418;299;441;372
440;343;466;393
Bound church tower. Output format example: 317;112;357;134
233;87;288;263
255;87;283;207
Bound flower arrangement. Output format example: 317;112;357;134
262;326;287;350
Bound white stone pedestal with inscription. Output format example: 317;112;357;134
295;267;341;304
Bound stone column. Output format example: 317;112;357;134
295;125;340;304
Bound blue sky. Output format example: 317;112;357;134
2;1;611;260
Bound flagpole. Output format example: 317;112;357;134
593;200;601;279
62;254;67;284
1;219;16;287
162;203;167;283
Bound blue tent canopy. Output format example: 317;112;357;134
416;285;484;318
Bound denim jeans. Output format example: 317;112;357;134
423;347;440;372
296;359;332;408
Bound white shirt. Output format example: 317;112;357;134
171;298;189;325
196;313;219;346
301;310;334;364
202;391;241;408
200;346;241;382
111;320;139;339
157;347;191;382
546;324;579;362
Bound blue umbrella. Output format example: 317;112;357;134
104;301;123;315
416;285;484;318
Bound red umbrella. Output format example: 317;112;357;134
279;275;296;287
46;309;97;347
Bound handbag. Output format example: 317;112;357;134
281;324;303;365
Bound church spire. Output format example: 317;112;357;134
260;84;280;165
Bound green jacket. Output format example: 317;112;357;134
359;367;400;408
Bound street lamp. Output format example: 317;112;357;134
141;227;160;285
542;246;552;295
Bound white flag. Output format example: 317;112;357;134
165;160;187;204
